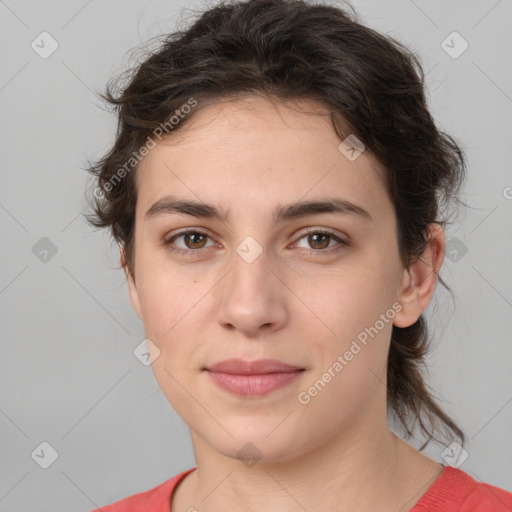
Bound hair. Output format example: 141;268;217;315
84;0;468;450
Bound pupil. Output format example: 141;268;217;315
310;233;329;249
187;233;205;248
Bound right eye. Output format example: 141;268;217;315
163;229;216;256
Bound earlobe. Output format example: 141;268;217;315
393;224;445;328
120;246;143;320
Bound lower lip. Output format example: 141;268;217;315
206;370;303;396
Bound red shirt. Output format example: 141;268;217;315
91;465;512;511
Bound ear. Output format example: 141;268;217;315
120;245;142;320
393;223;445;328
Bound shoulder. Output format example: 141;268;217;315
88;468;196;512
413;466;512;511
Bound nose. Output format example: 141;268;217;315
216;249;288;337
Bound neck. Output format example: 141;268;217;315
178;393;440;512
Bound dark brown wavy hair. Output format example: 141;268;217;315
84;0;467;450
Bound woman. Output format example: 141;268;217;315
85;0;512;510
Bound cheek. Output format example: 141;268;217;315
299;265;393;341
297;326;391;429
134;258;212;370
135;256;203;339
295;267;395;403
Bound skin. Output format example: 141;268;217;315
121;95;444;512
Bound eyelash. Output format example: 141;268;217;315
162;228;349;257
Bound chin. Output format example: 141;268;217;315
201;421;310;464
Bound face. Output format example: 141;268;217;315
123;95;424;464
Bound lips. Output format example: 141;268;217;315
204;358;305;397
205;358;304;375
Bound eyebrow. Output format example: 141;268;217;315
145;195;372;226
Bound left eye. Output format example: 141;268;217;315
294;230;347;252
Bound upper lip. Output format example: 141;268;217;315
205;358;304;375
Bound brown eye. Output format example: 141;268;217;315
163;229;214;255
294;229;348;256
183;232;208;249
308;233;331;250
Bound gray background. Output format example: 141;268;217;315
0;0;511;511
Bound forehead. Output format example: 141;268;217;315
135;96;390;220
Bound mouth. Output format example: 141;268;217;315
203;358;305;397
204;358;304;374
